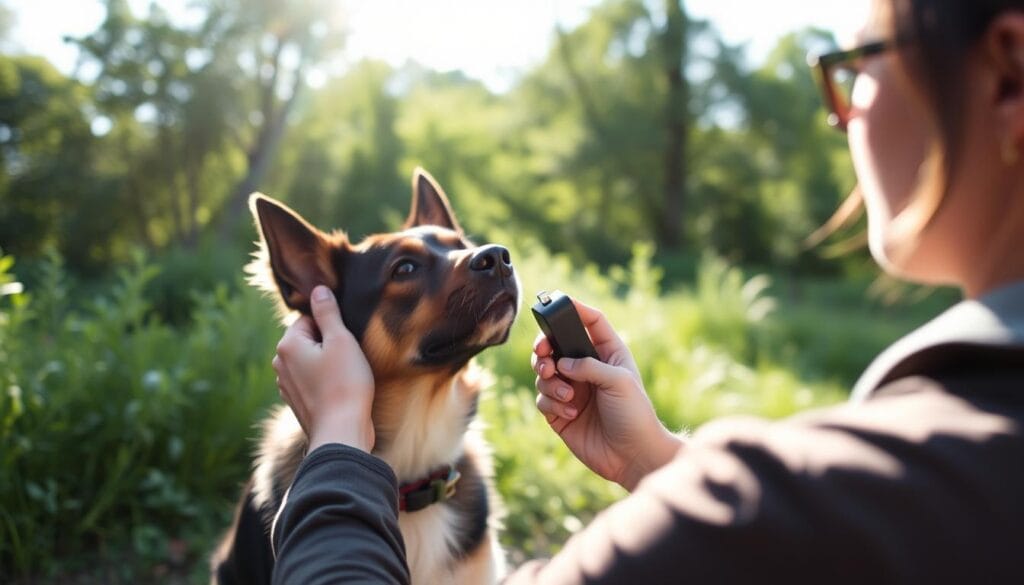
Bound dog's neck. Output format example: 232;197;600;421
370;364;483;483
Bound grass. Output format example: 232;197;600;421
0;243;952;582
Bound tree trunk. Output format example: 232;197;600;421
159;123;185;243
218;90;297;240
129;176;156;250
218;44;304;241
660;0;689;250
183;150;203;248
120;129;156;249
554;26;650;217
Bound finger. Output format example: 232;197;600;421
273;359;295;394
536;393;577;422
276;376;290;401
557;356;630;391
571;299;625;350
278;316;317;357
309;285;350;342
533;333;553;357
531;354;557;379
536;375;573;403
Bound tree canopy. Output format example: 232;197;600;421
1;0;861;276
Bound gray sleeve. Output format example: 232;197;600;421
271;443;411;585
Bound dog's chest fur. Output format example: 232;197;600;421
250;366;505;584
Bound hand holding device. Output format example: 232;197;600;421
529;291;682;491
531;290;599;361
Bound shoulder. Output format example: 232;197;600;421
854;281;1024;399
691;372;1024;479
663;366;1024;527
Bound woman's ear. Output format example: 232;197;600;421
984;13;1024;149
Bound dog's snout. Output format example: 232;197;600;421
469;245;513;277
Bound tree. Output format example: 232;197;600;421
212;0;348;240
526;0;713;258
714;29;855;268
523;4;854;270
268;59;405;238
5;0;857;278
0;55;126;272
70;0;241;248
657;0;689;249
0;2;13;46
70;0;348;247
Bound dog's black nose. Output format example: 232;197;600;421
470;245;513;277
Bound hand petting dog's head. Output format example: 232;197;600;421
246;168;520;378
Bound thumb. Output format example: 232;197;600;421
310;285;347;341
557;357;629;391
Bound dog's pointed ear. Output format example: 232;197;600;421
246;193;341;313
403;167;462;232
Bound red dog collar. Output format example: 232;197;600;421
399;466;461;512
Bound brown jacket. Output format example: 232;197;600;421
273;282;1024;584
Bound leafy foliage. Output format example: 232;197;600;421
0;250;280;580
0;55;125;273
2;0;863;278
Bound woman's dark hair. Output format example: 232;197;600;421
888;0;1022;239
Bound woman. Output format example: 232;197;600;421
270;1;1024;582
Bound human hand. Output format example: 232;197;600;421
532;299;682;491
273;285;376;454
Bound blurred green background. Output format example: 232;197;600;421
0;0;957;582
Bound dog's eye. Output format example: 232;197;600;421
392;260;419;278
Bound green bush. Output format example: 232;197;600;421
0;243;945;581
0;251;281;580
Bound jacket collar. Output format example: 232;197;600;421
851;279;1024;402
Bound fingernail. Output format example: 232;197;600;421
556;386;571;401
537;362;546;376
565;406;578;418
313;286;331;302
558;358;574;372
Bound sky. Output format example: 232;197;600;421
5;0;870;92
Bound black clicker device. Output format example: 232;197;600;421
531;290;599;361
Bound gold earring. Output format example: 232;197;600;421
1002;138;1019;166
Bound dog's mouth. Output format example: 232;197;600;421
420;333;485;365
421;337;473;363
481;291;516;318
419;290;518;365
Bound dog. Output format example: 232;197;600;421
211;168;518;584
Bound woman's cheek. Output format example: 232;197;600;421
847;73;898;268
848;119;897;269
847;59;932;272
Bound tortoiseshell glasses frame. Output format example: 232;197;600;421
808;41;892;131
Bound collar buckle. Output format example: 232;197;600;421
399;466;462;512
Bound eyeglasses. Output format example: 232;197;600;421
808;41;892;132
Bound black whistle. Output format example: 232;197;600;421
531;290;599;361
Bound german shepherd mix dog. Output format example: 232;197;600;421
211;168;518;584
